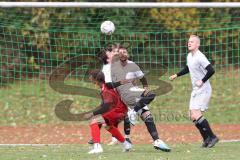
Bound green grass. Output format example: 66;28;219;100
0;70;239;125
0;142;239;160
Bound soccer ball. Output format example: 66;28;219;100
100;21;115;35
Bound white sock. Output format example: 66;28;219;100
94;143;101;148
125;135;130;139
112;137;118;142
123;140;128;145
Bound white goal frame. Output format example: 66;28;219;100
0;2;240;8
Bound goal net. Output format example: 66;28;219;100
0;2;239;125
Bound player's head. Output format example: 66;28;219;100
89;69;105;86
97;47;112;64
111;43;121;52
188;35;200;52
110;43;121;61
100;43;122;64
119;47;129;65
97;49;108;64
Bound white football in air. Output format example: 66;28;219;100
100;21;115;35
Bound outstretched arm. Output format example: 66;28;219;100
83;102;112;120
176;65;189;77
169;65;189;81
92;103;112;116
105;79;132;89
105;81;122;89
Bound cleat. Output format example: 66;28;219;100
123;140;132;152
88;143;103;154
207;136;219;148
125;138;132;144
107;137;119;146
88;139;94;145
201;137;210;148
153;139;171;152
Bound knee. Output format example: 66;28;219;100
90;115;104;125
190;110;202;121
190;114;197;121
140;111;152;121
90;118;96;125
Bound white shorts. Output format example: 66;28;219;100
189;88;212;111
127;105;149;115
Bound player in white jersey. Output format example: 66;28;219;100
169;35;219;148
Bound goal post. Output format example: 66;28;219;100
1;2;240;8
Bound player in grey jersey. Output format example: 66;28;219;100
169;35;219;148
99;45;171;152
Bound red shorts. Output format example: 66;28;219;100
102;110;126;126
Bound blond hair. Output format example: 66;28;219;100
190;35;200;45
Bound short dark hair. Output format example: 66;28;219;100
89;69;105;83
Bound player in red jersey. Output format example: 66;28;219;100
84;70;132;154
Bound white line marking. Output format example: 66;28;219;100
0;140;239;147
0;144;65;147
220;139;240;143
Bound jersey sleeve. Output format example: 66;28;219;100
198;54;211;68
125;62;144;80
134;63;144;78
102;64;112;83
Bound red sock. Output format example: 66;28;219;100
107;126;125;143
90;123;100;143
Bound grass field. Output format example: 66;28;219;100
0;69;239;159
0;142;239;160
0;70;239;125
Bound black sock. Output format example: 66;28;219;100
124;116;131;136
193;119;208;141
197;116;215;139
144;114;159;141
